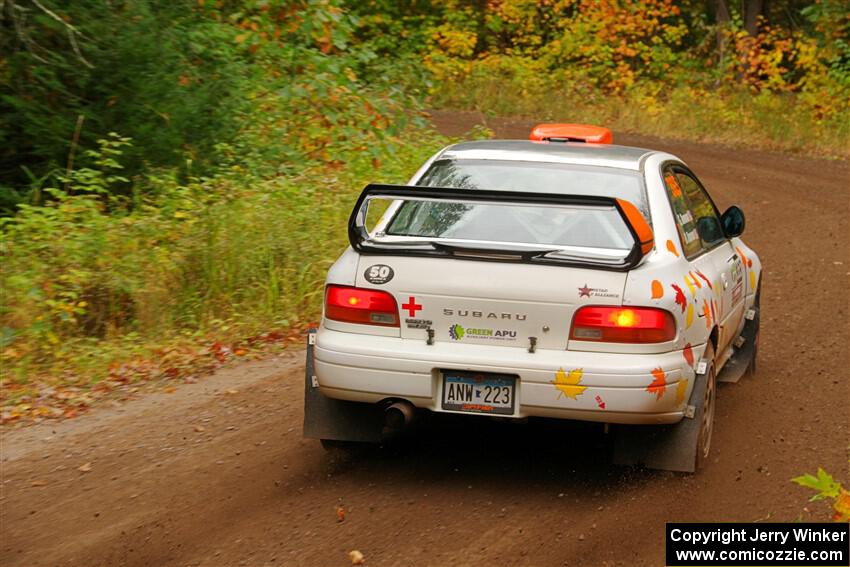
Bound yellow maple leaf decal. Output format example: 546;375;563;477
683;274;696;297
552;367;586;400
676;378;688;405
685;303;694;328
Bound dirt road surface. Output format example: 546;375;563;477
2;111;848;567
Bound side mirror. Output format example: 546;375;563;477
720;206;745;238
696;216;724;245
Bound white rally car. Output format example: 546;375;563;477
303;124;761;472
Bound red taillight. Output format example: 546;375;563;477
325;285;399;327
570;306;676;343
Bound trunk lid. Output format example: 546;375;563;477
356;256;627;350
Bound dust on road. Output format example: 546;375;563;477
2;111;848;567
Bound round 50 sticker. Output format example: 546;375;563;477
364;264;394;285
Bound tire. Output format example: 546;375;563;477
745;282;761;378
320;439;360;451
745;324;759;377
695;341;717;471
319;439;371;463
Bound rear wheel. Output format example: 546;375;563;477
695;341;717;471
611;340;718;473
745;282;761;378
746;325;759;377
320;439;356;451
319;439;372;463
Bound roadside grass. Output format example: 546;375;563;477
0;127;450;424
431;75;850;159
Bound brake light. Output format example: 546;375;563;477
325;285;399;327
570;306;675;343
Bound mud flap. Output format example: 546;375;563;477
611;368;709;473
302;329;384;443
717;304;759;384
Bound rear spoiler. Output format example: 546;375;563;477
348;184;654;271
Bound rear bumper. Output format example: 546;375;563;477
314;327;698;425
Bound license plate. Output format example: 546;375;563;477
441;371;516;415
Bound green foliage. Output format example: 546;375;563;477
328;0;438;94
793;468;841;501
793;466;850;522
342;0;849;156
0;0;250;211
0;0;447;391
1;125;446;384
429;58;849;156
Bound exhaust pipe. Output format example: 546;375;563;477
383;400;415;434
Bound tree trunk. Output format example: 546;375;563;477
715;0;731;25
743;0;765;35
715;0;731;73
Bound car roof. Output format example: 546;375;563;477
437;140;656;171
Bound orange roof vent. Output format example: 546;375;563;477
529;123;613;144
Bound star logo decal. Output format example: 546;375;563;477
578;284;592;298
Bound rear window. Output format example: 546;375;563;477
382;159;646;251
417;159;648;216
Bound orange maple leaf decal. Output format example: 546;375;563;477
646;367;667;400
689;271;702;289
696;270;712;289
671;283;686;312
702;299;712;328
666;240;679;257
651;280;664;299
652;280;664;299
683;343;694;367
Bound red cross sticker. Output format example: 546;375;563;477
402;296;422;317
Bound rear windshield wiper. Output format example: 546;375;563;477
431;241;561;260
364;238;437;250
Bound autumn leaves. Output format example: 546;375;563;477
550;364;690;408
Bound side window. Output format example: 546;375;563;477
663;169;702;257
675;171;724;249
663;167;725;257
